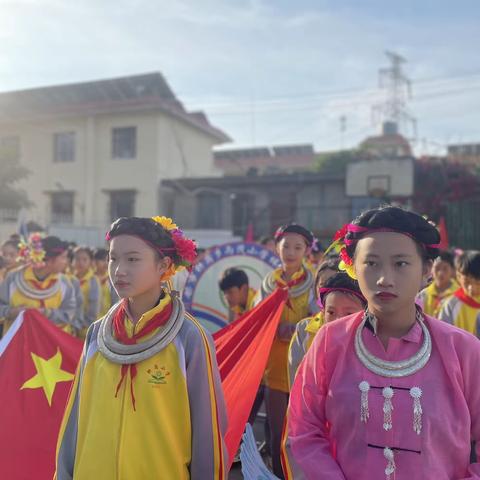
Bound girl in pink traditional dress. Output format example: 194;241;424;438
283;206;480;480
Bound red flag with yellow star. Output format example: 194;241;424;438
0;309;82;479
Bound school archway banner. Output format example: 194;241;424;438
182;242;281;332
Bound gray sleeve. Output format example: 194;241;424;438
308;289;320;315
55;326;95;479
288;321;308;389
183;320;228;479
46;277;77;327
438;297;455;324
0;273;14;318
84;277;100;326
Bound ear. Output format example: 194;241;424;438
158;256;173;273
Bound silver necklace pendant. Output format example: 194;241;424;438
354;310;432;378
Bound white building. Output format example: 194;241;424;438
0;72;230;244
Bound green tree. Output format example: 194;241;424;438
313;149;364;174
0;145;31;210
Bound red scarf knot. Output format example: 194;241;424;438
112;300;173;411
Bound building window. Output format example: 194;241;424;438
196;192;222;229
53;132;75;163
0;136;20;161
109;190;136;221
112;127;136;159
50;192;74;224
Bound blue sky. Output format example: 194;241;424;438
0;0;479;153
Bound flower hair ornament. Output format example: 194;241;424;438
151;216;197;282
325;222;441;280
325;224;356;279
17;233;46;268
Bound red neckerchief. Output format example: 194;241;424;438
454;289;480;309
113;300;173;411
29;278;57;290
276;272;307;311
29;276;58;308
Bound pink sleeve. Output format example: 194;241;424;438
285;328;346;479
460;336;480;479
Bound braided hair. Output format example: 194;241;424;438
345;206;440;262
106;217;183;266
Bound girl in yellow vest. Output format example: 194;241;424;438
93;247;118;317
55;216;227;479
0;234;77;335
255;223;318;478
72;246;101;335
439;250;480;336
417;250;458;317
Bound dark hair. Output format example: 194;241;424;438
455;250;480;280
93;248;109;261
219;268;249;291
42;236;69;259
345;206;440;262
107;217;183;266
0;256;7;269
259;236;274;245
319;272;366;307
73;246;94;260
314;258;339;292
2;240;18;250
275;224;314;247
435;250;455;268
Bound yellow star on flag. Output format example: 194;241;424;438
21;348;74;406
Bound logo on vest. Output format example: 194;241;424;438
147;364;170;386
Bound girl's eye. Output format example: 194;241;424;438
364;261;376;267
396;261;409;267
128;257;140;262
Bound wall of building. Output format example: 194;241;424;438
0;109;222;238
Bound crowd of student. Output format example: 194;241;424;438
1;206;480;479
0;234;117;338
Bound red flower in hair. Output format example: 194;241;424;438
171;230;197;264
334;224;348;241
339;247;353;266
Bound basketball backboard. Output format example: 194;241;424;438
346;158;414;197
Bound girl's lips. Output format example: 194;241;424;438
375;292;398;300
115;282;130;288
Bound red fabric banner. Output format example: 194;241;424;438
213;287;287;468
0;290;285;476
0;309;83;480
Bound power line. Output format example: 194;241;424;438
202;82;480;117
179;70;480;110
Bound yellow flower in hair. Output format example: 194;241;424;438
339;260;357;280
152;216;178;232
